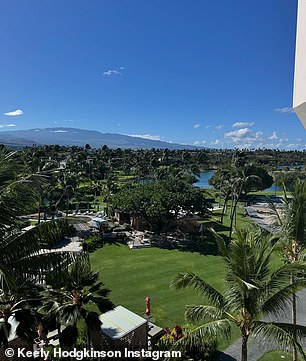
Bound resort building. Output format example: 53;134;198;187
293;0;306;128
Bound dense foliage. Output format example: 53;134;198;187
171;229;306;361
112;177;211;232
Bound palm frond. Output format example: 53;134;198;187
178;319;232;344
0;265;16;295
265;196;283;226
160;323;218;361
253;321;306;359
86;296;115;313
184;305;224;322
263;262;306;297
209;228;229;259
170;272;225;308
261;279;306;317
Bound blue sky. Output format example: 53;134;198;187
0;0;305;149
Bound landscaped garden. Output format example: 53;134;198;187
1;145;305;361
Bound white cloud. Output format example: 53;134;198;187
64;119;74;123
223;128;264;147
0;124;16;128
194;140;206;145
286;143;297;148
275;107;294;113
103;69;121;76
194;123;200;129
215;124;224;130
255;131;263;137
4;109;23;116
127;134;161;141
206;125;213;129
119;66;125;70
232;121;255;128
210;139;221;145
50;130;68;133
268;131;279;140
224;128;252;140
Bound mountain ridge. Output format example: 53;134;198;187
0;127;200;150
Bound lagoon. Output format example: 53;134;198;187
196;170;283;192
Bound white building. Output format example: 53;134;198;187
293;0;306;128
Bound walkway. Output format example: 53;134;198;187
244;202;282;233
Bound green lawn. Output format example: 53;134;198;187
90;243;242;349
91;245;224;327
90;244;225;327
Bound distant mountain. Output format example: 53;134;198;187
0;127;199;150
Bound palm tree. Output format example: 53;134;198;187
171;229;306;361
102;169;118;217
280;179;306;361
42;253;114;348
0;281;43;348
209;168;232;224
0;148;77;291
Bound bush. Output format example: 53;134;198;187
82;235;101;252
155;325;217;361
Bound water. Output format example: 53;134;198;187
277;165;304;170
196;169;283;192
263;183;282;192
195;170;215;188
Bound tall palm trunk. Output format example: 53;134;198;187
229;196;239;240
66;195;70;215
291;241;298;361
292;292;298;361
38;205;41;224
220;194;229;225
241;333;249;361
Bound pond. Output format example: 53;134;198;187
196;170;283;192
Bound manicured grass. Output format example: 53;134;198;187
258;351;292;361
90;243;242;350
90;244;225;327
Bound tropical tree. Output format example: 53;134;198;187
42;253;114;348
0;148;77;291
209;168;232;224
113;176;211;233
280;179;306;361
171;228;306;361
209;160;272;235
0;282;43;348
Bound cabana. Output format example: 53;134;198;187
91;306;148;354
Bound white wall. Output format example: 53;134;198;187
293;0;306;128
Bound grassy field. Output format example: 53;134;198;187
89;240;244;350
90;244;226;327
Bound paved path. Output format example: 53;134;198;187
244;204;280;233
41;236;83;253
217;290;306;361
